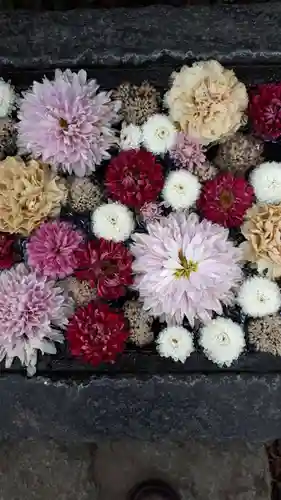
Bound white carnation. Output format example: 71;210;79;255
91;202;135;242
142;114;177;154
0;79;15;118
162;169;201;210
119;122;142;150
199;317;245;367
237;276;281;317
250;161;281;203
156;326;194;363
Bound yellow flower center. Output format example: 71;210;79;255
174;249;198;279
219;189;234;210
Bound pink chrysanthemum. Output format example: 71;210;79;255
0;263;73;376
17;69;120;176
27;220;83;279
138;201;164;224
131;212;242;326
169;132;206;170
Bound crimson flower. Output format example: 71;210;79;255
74;238;133;300
67;301;130;366
197;172;254;228
105;149;164;209
249;83;281;140
0;232;16;269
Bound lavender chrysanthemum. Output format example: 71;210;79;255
131;212;242;326
17;69;120;176
0;263;73;376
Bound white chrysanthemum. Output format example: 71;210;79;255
0;79;15;118
199;317;245;367
156;326;194;363
119;122;142;150
91;202;135;242
250;161;281;203
142;113;177;154
237;276;281;317
162;170;201;210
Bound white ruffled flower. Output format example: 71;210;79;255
142;114;177;154
237;276;281;317
162;169;201;210
250;161;281;204
199;317;245;367
156;326;194;363
119;122;142;150
91;202;135;242
0;79;15;118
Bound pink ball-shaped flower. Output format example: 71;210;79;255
27;220;83;279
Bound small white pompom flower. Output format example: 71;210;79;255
156;326;194;363
119;122;142;150
162;169;201;210
142;113;177;154
250;161;281;203
199;317;245;367
0;79;15;117
91;202;135;242
237;276;281;317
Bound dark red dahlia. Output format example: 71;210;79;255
74;238;133;300
249;83;281;140
197;173;254;228
105;149;164;209
67;301;130;366
0;232;16;269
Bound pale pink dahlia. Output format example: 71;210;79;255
27;220;83;279
131;212;242;326
0;263;73;376
17;69;120;176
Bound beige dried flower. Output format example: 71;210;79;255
214;133;264;175
112;81;160;126
194;160;218;182
240;203;281;279
62;277;96;307
248;315;281;356
0;118;17;160
68;177;103;213
0;156;67;235
124;299;154;347
165;60;248;145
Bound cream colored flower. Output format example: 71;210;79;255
0;156;67;235
165;60;248;145
240;203;281;279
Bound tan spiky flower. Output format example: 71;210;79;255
124;299;154;347
62;277;97;307
214;133;264;175
112;81;160;126
248;315;281;356
68;177;103;213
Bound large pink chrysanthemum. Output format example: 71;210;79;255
17;69;120;176
0;263;73;376
131;212;242;326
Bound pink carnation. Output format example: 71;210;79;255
131;212;242;326
27;220;83;279
169;132;206;170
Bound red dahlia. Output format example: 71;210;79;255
105;149;164;209
74;238;133;300
0;232;16;269
67;301;130;366
197;173;254;228
249;83;281;140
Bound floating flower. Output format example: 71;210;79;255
0;79;15;117
18;69;120;176
0;156;67;236
67;301;130;366
27;221;83;279
156;326;194;363
197;172;254;228
105;150;164;209
142;114;177;154
199;317;245;367
119;122;142;150
138;201;164;224
91;202;135;242
131;212;242;326
68;177;103;213
0;118;17;160
60;277;97;307
74;238;133;300
214;132;264;175
165;60;248;145
237;276;281;317
250;161;281;204
112;81;160;125
162;170;201;210
169;132;206;170
248;315;281;356
124;300;154;347
0;263;72;376
248;83;281;140
240;203;281;279
0;232;17;269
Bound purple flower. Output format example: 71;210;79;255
138;201;164;224
18;69;120;177
0;263;73;375
131;212;242;326
169;132;206;170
